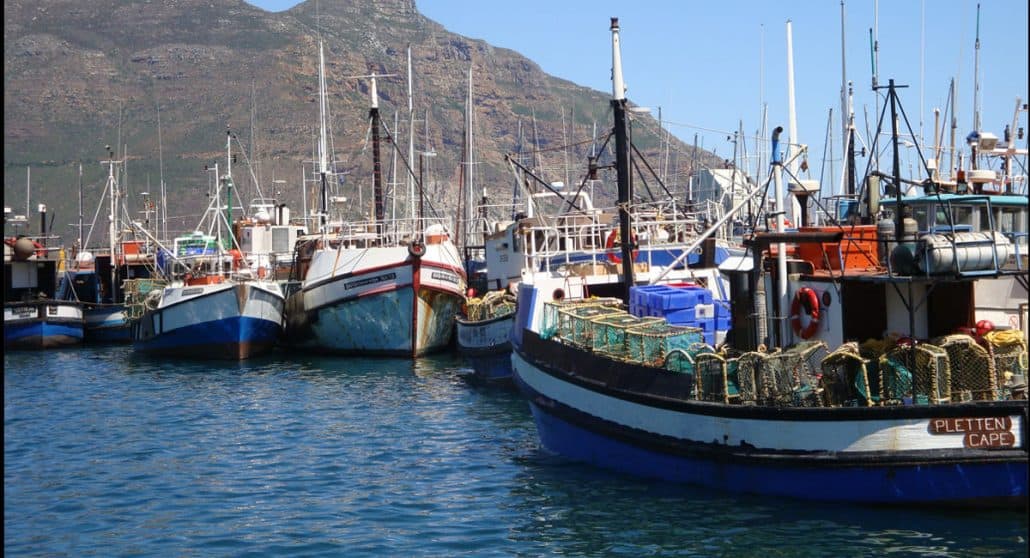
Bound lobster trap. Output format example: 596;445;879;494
540;298;623;342
879;342;951;404
818;342;873;407
624;322;705;367
983;330;1029;400
735;341;828;407
933;334;994;401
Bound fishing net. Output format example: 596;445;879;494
624;322;705;367
879;342;951;404
588;313;663;357
465;291;516;322
122;278;167;320
663;349;697;399
735;350;770;405
932;334;994;401
819;342;873;407
695;351;730;403
983;330;1029;400
540;298;622;341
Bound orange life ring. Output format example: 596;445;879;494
605;230;639;264
790;287;821;339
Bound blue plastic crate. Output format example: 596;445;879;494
651;286;712;311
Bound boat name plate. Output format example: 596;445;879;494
928;417;1017;449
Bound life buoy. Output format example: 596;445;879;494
408;242;426;258
789;287;821;339
605;230;639;264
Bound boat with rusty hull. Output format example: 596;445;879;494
285;230;465;357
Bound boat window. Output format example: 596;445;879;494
998;208;1023;233
912;206;930;231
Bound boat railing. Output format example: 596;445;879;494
516;206;714;274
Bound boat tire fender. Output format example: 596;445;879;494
408;242;426;258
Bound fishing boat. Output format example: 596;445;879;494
510;19;1028;507
57;158;159;342
4;209;83;349
284;43;465;357
456;290;517;383
131;134;285;360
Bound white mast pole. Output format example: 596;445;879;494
840;1;849;158
407;45;416;233
318;40;329;232
972;2;982;134
785;19;800;223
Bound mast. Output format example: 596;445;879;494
407;45;416;231
840;0;848;158
390;109;400;224
846;83;857;199
369;73;385;235
610;17;634;303
785;19;801;223
157;100;167;242
78;163;84;250
317;39;330;233
770;126;788;345
466;64;474;249
949;78;957;179
972;3;982;134
101;146;119;298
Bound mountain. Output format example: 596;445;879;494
3;0;721;243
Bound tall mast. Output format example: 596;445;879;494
78;163;84;250
949;78;957;179
390;109;400;224
771;126;788;345
369;73;385;235
785;19;801;223
407;45;416;230
840;1;849;158
157;100;167;241
466;64;474;248
101;147;119;297
317;39;330;233
610;18;634;302
972;2;982;133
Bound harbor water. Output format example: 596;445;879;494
5;346;1027;556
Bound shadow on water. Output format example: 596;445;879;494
502;448;1028;556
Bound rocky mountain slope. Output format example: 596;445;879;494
4;0;720;242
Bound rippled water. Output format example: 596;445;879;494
5;346;1027;556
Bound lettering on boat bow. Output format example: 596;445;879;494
344;273;396;290
928;417;1017;448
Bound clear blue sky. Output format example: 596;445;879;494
249;0;1028;184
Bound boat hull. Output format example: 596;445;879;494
456;313;514;382
512;333;1028;506
290;245;465;357
4;301;84;349
84;305;131;343
133;281;283;360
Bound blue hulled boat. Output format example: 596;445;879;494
5;236;83;349
510;19;1027;507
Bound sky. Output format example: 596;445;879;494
249;0;1028;187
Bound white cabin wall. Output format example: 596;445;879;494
885;282;929;339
